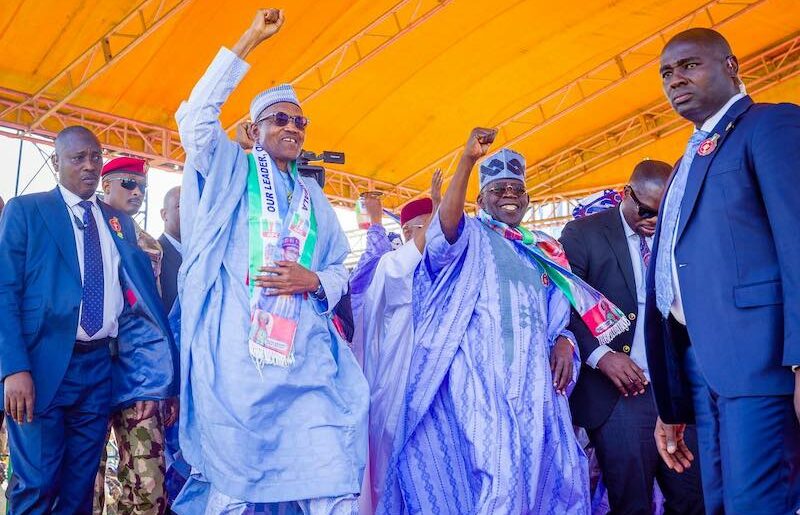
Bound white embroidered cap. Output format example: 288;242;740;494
250;84;300;122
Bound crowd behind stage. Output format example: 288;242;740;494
1;8;799;515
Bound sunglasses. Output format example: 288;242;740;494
107;177;147;193
485;183;527;197
626;186;658;219
255;111;310;130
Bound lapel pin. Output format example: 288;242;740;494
697;133;720;157
109;217;124;239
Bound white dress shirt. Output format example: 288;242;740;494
666;92;745;324
586;209;652;380
59;185;124;341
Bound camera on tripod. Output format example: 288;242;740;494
297;150;345;188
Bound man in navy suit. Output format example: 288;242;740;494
158;186;182;315
0;126;178;514
156;186;188;507
646;28;800;513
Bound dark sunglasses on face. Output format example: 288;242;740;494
626;185;658;219
255;111;310;130
485;183;527;197
107;177;147;193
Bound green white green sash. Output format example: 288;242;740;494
246;145;317;369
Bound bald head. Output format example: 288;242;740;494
161;186;181;241
54;126;98;154
629;159;672;190
660;28;740;125
163;186;180;209
664;28;732;58
621;159;673;237
53;126;103;199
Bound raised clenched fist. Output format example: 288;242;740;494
464;127;497;162
249;9;284;42
234;9;286;58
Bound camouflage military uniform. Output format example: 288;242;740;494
95;433;122;515
95;406;167;515
93;225;168;515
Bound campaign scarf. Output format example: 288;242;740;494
477;210;629;345
571;189;622;220
246;145;317;369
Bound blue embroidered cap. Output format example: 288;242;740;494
250;84;300;122
479;148;526;191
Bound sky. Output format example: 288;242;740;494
0;130;397;265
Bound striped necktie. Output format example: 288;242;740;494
639;235;651;269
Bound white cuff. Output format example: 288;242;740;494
586;345;614;369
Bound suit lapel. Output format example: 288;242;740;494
676;96;753;241
159;235;180;266
37;188;80;281
97;201;139;270
604;207;637;302
100;203;170;336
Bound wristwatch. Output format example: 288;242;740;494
310;281;326;300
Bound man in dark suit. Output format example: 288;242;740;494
156;185;187;510
561;161;703;514
647;28;800;513
0;126;178;514
158;186;182;314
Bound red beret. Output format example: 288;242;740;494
101;156;147;177
400;198;433;226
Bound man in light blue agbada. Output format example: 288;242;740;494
173;9;368;514
380;128;632;514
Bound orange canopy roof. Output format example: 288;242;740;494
1;0;798;209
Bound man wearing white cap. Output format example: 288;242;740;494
173;9;368;514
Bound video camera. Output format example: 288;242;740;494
298;150;345;188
